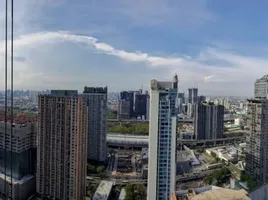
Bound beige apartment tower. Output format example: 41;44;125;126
37;90;88;200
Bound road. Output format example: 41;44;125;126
87;168;215;185
176;169;215;181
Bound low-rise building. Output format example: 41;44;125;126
92;181;113;200
206;146;238;163
118;188;126;200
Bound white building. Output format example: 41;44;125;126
234;118;241;126
147;75;178;200
93;181;113;200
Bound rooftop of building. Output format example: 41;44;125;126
0;172;35;185
256;74;268;82
0;121;36;135
51;90;78;96
92;180;113;200
191;188;249;200
174;186;249;200
83;86;107;94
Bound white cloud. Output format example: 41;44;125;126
0;31;267;95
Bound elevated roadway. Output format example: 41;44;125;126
107;117;235;123
107;133;245;148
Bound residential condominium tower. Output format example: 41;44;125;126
194;102;224;140
83;86;107;162
37;90;88;200
245;99;268;185
0;122;37;199
188;88;198;104
147;75;179;200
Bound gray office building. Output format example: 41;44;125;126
188;88;198;104
0;123;37;199
245;99;268;185
194;102;224;140
118;100;131;119
83;86;107;163
255;75;268;99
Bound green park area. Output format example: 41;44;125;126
240;173;257;191
107;111;117;119
87;163;106;178
107;122;149;135
125;183;146;200
204;167;231;186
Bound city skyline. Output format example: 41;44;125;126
1;1;268;96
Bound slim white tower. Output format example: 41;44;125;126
147;75;178;200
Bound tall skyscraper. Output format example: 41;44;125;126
134;93;148;119
245;99;268;185
188;88;198;104
187;103;194;118
194;102;224;140
198;95;206;103
37;90;87;200
118;99;131;119
83;86;107;162
147;75;178;200
120;91;135;118
0;123;37;199
178;92;185;104
255;75;268;99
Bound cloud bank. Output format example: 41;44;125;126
0;31;266;96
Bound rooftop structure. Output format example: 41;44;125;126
191;188;249;200
171;186;249;200
92;181;113;200
255;75;268;99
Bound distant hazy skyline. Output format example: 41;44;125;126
0;0;268;96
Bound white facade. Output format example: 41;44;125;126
147;76;178;200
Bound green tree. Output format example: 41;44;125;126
108;148;115;154
87;164;96;174
125;183;134;200
97;166;105;174
135;195;142;200
134;184;146;197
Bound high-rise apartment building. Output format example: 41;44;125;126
83;86;107;162
194;102;224;140
120;91;135;118
245;99;268;185
187;103;194;118
178;92;185;104
255;75;268;99
37;90;87;200
188;88;198;104
147;75;178;200
118;100;131;119
0;123;37;199
134;94;148;119
198;95;206;103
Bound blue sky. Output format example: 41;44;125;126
0;0;268;96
